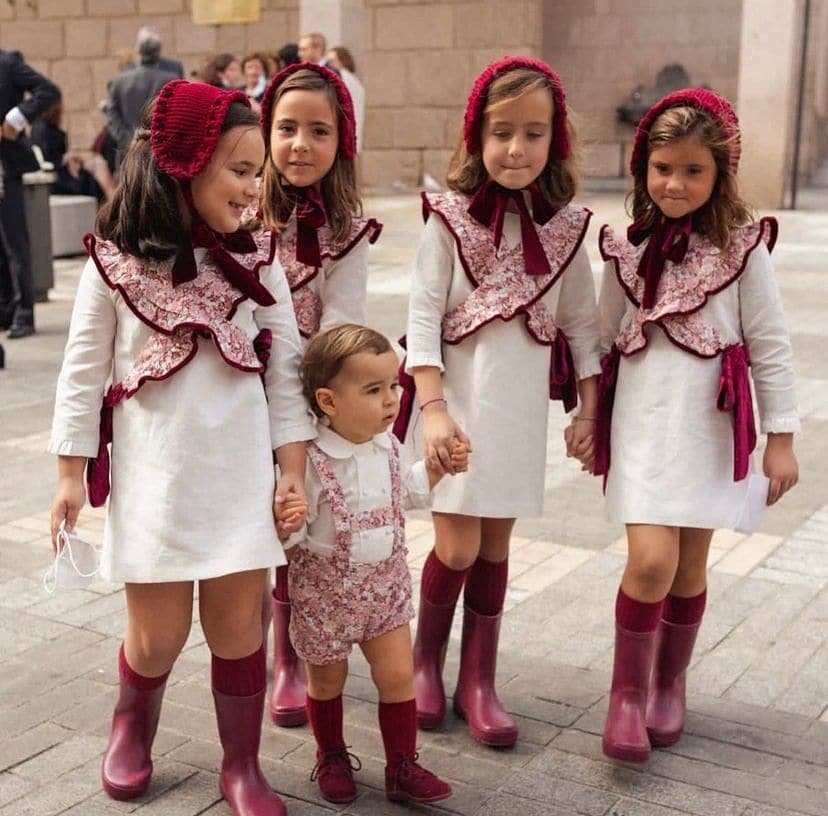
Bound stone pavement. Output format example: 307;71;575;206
0;190;826;816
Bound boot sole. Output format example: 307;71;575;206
269;705;308;727
102;775;150;801
646;726;682;747
416;709;445;730
453;701;518;747
602;736;650;764
320;790;358;804
387;789;453;804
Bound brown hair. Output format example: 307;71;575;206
261;68;361;243
329;46;356;74
242;52;269;76
96;100;259;260
447;67;580;209
40;99;63;128
629;105;753;249
302;324;392;417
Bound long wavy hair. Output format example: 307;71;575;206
261;69;361;243
96;100;259;260
447;67;580;210
629;105;754;249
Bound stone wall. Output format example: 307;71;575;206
0;0;299;152
542;0;743;179
358;0;543;189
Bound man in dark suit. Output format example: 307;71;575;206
106;30;177;164
134;27;184;79
0;49;59;339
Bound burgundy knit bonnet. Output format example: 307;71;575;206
463;56;571;160
150;79;251;180
259;62;357;160
630;88;741;176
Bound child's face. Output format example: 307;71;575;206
190;125;265;234
316;350;400;444
270;89;338;189
481;87;554;190
647;137;717;220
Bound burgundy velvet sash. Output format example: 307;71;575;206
85;328;275;508
592;342;756;490
717;343;756;481
593;345;620;488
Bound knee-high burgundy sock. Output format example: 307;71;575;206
378;699;417;767
663;588;707;625
273;564;290;603
420;549;468;606
307;694;345;753
119;643;169;690
615;587;664;633
211;644;266;696
463;555;509;616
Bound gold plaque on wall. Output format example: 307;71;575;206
192;0;261;25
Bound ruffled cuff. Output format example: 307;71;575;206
47;435;99;457
404;353;444;374
405;460;432;510
760;415;802;434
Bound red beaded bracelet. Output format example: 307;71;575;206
419;397;447;411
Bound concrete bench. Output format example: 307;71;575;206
49;195;97;257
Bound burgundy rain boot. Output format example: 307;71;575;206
213;688;287;816
602;625;658;763
412;596;457;729
101;649;168;800
268;593;307;727
453;606;517;747
646;619;701;746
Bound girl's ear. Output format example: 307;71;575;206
315;387;336;418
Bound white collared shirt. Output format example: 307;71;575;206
287;425;431;563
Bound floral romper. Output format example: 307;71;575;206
288;437;415;665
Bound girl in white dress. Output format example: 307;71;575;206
257;61;381;728
593;89;800;764
399;57;602;747
48;80;313;816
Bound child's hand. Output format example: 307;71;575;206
50;458;87;553
422;405;471;476
763;433;798;504
274;471;308;539
449;440;469;473
565;416;596;473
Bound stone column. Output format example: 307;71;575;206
299;0;364;56
737;0;804;207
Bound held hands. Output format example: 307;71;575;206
273;472;308;542
422;403;472;476
564;416;596;474
763;433;799;505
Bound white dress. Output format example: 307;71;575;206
599;231;800;528
406;210;601;518
49;246;315;583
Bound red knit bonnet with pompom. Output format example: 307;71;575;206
630;88;741;176
150;79;251;180
259;61;357;160
463;56;570;160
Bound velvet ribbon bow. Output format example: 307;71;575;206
467;180;556;276
278;184;328;268
717;343;756;482
171;220;275;306
627;214;693;310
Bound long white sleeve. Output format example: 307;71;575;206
554;244;601;379
598;259;628;355
255;260;316;448
405;215;454;372
49;258;116;457
319;237;369;330
738;244;801;434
